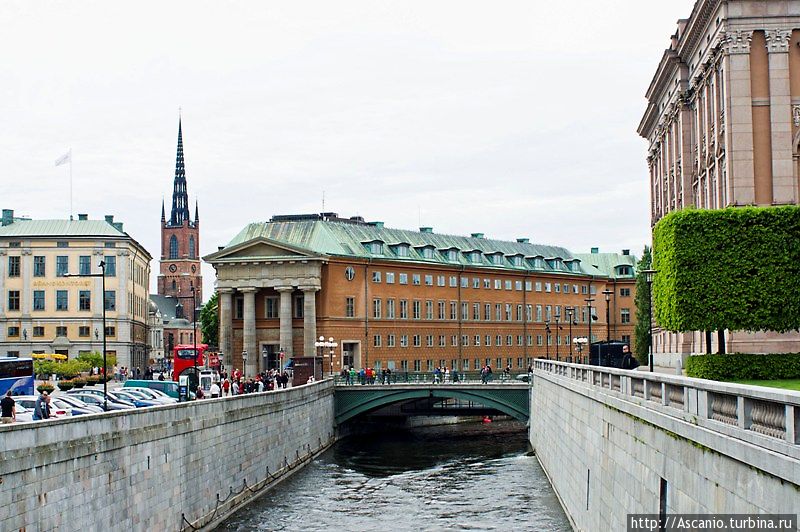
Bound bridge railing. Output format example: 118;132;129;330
535;359;800;456
333;371;525;386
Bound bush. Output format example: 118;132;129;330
36;383;55;394
72;379;87;389
686;353;800;381
57;380;74;391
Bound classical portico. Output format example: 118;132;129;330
204;237;325;375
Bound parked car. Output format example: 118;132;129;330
66;388;135;408
13;395;72;418
52;395;103;415
67;392;135;411
123;379;182;399
111;390;161;408
121;386;177;404
13;403;34;423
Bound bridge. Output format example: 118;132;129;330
333;382;531;425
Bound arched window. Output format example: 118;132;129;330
171;280;176;290
169;235;179;259
189;236;196;259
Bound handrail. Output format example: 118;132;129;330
332;371;527;386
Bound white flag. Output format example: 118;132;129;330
55;150;71;167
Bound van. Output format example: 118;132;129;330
123;379;181;399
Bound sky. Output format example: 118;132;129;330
1;0;697;303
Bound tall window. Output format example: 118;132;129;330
387;299;395;319
33;290;45;311
265;297;279;318
104;291;116;311
79;255;91;275
105;256;116;277
79;290;91;311
621;308;631;324
56;256;69;277
189;236;196;258
345;297;355;318
8;256;20;277
33;256;45;277
373;299;381;319
400;300;408;319
169;235;179;259
56;290;69;311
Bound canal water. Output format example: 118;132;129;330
217;421;570;531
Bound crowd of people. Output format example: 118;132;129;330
207;368;292;398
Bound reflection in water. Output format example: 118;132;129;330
217;421;570;532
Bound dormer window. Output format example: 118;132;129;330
470;251;481;263
394;244;410;257
512;255;524;267
617;265;633;276
422;247;434;259
533;257;545;269
491;253;503;265
447;249;458;262
368;241;383;254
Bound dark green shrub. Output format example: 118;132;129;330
36;383;55;394
686;353;800;380
57;381;74;391
72;379;86;388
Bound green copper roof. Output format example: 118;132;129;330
0;219;126;238
223;220;598;275
574;252;638;279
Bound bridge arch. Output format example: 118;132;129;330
334;385;529;425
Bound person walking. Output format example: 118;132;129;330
1;390;16;424
209;381;221;398
33;391;51;420
222;378;230;397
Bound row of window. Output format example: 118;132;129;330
381;357;535;372
6;290;116;312
6;325;116;338
7;255;117;277
168;235;197;259
373;333;598;348
369;270;603;295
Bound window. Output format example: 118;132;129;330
496;335;502;346
483;278;491;288
484;303;491;321
372;271;381;283
396;245;409;257
387;334;395;347
470;251;481;263
105;256;116;277
537;334;543;346
516;304;523;321
621;334;631;344
536;305;543;322
438;301;445;320
56;326;67;337
33;326;44;337
234;297;244;319
450;302;457;320
386;272;395;284
56;256;69;277
506;335;512;346
79;255;91;275
544;282;551;293
526;304;532;322
373;335;382;347
189;236;196;258
422;247;434;259
400;300;408;319
104;291;115;311
345;297;355;318
387;299;396;319
79;326;90;337
437;275;445;287
517;335;523;346
413;300;421;319
294;295;305;318
33;256;45;277
545;305;552;321
461;302;468;320
618;266;633;276
461;277;468;288
169;235;179;259
515;280;522;291
474;335;481;346
439;335;446;347
486;335;491;346
505;304;512;321
492;254;503;265
399;273;408;285
265;297;279;319
414;359;422;371
451;335;458;347
514;256;524;267
473;303;480;320
105;326;116;337
535;282;542;292
373;299;381;319
7;290;20;311
472;277;480;289
495;304;502;321
56;241;69;248
8;256;20;277
413;335;421;347
426;300;433;320
412;274;421;285
504;280;512;290
563;283;570;293
620;288;631;297
424;275;433;286
527;335;533;346
494;279;502;290
426;335;433;347
370;242;383;254
33;290;45;311
54;290;69;311
449;276;457;287
621;308;631;324
447;249;458;261
461;335;469;346
400;335;408;347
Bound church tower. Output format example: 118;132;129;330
158;118;203;304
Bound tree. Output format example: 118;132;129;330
200;291;219;348
634;245;652;360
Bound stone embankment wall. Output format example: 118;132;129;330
0;381;335;531
530;361;800;531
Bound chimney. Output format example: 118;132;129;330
78;213;88;221
1;209;13;226
218;246;225;251
370;221;384;228
419;227;433;233
104;215;114;224
591;247;599;254
112;222;123;232
516;238;529;244
471;233;484;239
622;249;630;256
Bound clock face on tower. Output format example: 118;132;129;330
169;264;177;273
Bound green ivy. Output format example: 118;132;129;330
652;206;800;333
686;353;800;380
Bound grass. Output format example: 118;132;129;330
731;379;800;391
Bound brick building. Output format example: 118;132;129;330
205;213;637;376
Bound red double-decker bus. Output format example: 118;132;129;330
172;344;208;383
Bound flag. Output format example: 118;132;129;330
55;150;71;167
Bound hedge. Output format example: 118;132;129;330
652;206;800;333
686;353;800;381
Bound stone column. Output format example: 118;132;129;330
277;286;294;358
766;29;794;203
301;287;319;357
218;288;234;370
722;30;755;204
241;287;257;376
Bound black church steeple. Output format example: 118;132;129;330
169;117;191;226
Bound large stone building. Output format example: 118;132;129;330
0;209;152;369
638;0;800;356
204;213;637;376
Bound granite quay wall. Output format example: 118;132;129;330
530;360;800;531
0;381;335;531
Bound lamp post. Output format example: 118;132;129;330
315;336;338;379
643;269;657;372
602;289;613;342
64;260;107;411
573;336;588;363
584;297;595;365
554;316;563;361
565;307;574;362
545;321;551;359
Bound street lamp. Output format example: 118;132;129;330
554;316;563;360
602;288;613;342
315;336;338;379
544;321;551;359
64;260;108;411
584;297;595;365
565;307;574;362
643;269;658;372
573;336;588;363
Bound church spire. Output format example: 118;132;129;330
194;199;199;223
161;198;166;222
169;117;190;226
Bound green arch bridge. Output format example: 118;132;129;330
333;383;531;425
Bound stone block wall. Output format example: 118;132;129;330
0;381;335;531
530;372;800;531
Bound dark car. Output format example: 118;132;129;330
589;341;639;369
68;392;135;411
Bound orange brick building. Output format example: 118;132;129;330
205;214;637;376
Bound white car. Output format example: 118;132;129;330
122;387;177;404
13;395;72;419
12;403;35;423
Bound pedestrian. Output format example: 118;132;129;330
209;381;220;398
195;386;204;400
222;378;230;397
1;390;16;424
232;380;239;395
348;367;355;386
33;391;51;420
158;372;165;382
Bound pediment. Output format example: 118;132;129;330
205;237;323;263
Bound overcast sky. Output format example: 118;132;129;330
1;0;696;302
